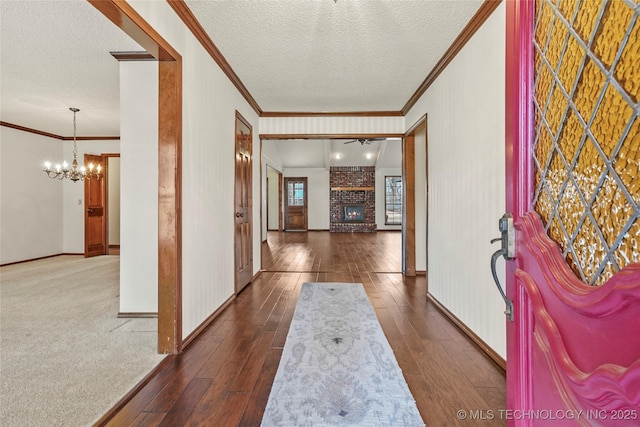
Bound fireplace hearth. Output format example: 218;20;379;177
342;204;365;222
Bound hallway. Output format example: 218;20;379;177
101;232;506;426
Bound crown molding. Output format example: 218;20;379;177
1;121;63;139
166;0;262;116
261;111;404;118
402;0;503;115
1;121;119;141
168;0;502;119
259;133;404;140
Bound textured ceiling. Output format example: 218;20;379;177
185;0;483;112
0;0;141;136
1;0;483;167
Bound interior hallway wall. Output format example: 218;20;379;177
129;0;261;337
405;2;507;358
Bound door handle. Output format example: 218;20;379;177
87;208;94;214
490;213;515;322
235;212;244;218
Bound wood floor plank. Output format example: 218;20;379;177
230;331;275;392
157;378;211;427
129;412;166;427
237;348;282;427
98;231;505;427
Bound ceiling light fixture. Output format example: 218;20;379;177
43;108;102;182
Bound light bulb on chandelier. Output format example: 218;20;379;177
43;107;102;182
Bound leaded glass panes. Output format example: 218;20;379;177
533;0;639;285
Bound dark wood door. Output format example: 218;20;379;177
284;177;307;231
84;154;106;257
234;113;253;292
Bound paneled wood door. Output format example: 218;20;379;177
84;154;106;258
506;1;640;425
284;177;307;231
234;112;253;293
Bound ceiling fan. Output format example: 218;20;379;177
343;138;386;145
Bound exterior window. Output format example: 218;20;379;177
288;182;304;206
385;176;402;225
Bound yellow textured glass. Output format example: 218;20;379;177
573;0;604;43
534;0;639;285
593;0;634;70
591;84;634;159
615;19;640;103
559;0;578;21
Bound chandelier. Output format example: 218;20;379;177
43;108;102;182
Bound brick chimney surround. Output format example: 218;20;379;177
329;166;376;232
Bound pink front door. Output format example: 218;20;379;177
505;1;640;426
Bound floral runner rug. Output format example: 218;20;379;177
261;282;425;426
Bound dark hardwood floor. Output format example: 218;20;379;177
100;231;506;426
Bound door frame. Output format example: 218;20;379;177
403;117;426;277
84;153;107;257
83;153;121;257
266;165;283;234
505;0;535;416
260;134;405;268
284;176;308;231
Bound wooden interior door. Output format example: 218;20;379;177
506;1;640;424
284;177;307;231
234;112;253;293
84;153;106;258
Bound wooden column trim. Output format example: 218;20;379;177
403;134;416;277
88;0;183;355
158;60;183;354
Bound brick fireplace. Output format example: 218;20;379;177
330;166;376;232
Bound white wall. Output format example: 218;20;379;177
405;2;507;358
130;1;262;337
119;60;158;314
283;168;330;230
0;127;63;264
375;168;402;231
108;157;121;246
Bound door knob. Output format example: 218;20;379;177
490;213;515;322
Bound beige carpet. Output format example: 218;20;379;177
0;255;165;427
